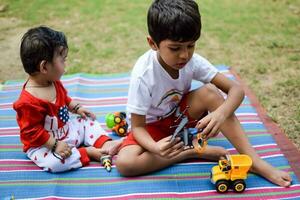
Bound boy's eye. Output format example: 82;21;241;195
169;47;180;51
188;44;195;48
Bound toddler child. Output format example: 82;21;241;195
13;26;121;172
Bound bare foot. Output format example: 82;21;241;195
101;139;123;156
192;139;228;160
86;147;108;161
251;158;292;187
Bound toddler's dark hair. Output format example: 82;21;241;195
20;26;68;74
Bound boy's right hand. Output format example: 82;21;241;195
55;141;72;159
155;135;184;158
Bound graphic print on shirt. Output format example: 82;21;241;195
156;89;183;118
58;105;70;123
44;114;69;140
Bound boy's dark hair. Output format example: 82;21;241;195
20;26;68;75
147;0;201;46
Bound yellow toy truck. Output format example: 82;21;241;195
210;154;252;193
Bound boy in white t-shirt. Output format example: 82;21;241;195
116;0;291;187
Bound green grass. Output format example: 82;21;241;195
0;0;299;149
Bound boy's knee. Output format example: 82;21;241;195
116;154;139;176
196;84;224;104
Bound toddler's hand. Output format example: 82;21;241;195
55;141;72;159
155;135;184;158
77;107;96;120
196;110;226;139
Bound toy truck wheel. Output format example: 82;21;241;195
233;180;246;193
118;127;125;135
216;180;229;193
114;116;122;124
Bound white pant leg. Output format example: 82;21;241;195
26;118;86;173
81;118;108;146
63;118;85;148
26;118;108;172
26;146;82;173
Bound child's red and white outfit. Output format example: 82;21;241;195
121;49;218;148
13;81;111;172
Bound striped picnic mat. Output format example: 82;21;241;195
0;65;299;199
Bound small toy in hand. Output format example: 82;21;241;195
105;112;128;137
210;154;252;193
170;106;207;151
101;155;112;172
188;128;207;153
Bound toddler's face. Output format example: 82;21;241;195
157;39;195;71
48;47;68;81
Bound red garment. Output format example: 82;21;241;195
120;94;206;149
13;81;72;152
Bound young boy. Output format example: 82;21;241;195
13;26;122;173
116;0;292;187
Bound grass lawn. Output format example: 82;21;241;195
0;0;299;149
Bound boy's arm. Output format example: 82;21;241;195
131;113;158;153
211;72;244;119
131;113;183;158
196;72;244;138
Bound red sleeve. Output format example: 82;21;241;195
13;102;50;151
56;81;72;105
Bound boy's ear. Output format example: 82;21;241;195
147;36;158;50
39;60;48;74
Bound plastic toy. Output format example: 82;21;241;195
105;112;128;137
100;155;112;172
210;154;252;193
170;106;207;151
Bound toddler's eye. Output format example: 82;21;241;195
188;45;195;49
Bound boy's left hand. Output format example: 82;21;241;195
195;110;226;139
77;107;96;120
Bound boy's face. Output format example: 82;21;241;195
46;47;68;81
149;37;196;72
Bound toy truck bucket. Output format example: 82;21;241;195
229;155;252;180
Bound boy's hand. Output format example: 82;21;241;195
55;141;72;159
77;107;96;120
155;135;184;158
196;110;226;139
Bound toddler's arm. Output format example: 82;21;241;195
43;135;72;159
68;100;96;120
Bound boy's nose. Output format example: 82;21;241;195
179;49;189;59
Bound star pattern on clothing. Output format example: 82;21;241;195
58;105;69;123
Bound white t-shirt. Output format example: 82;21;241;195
127;49;218;123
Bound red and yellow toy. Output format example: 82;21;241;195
100;155;112;172
105;112;128;137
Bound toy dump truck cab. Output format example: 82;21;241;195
211;154;252;193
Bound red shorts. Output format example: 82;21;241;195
120;94;206;149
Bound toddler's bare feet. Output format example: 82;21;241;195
86;147;109;161
101;139;123;156
251;158;292;187
192;139;228;160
